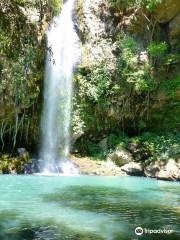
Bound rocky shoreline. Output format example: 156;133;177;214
71;155;126;176
105;147;180;181
0;148;179;181
71;153;180;181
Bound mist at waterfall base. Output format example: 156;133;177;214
39;0;80;175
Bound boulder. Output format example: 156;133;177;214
165;159;180;180
121;162;143;176
144;162;160;178
156;170;173;181
107;147;133;166
153;0;180;23
24;158;40;174
156;159;180;181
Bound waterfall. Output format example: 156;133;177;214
39;0;80;174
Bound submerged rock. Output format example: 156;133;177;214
121;162;143;176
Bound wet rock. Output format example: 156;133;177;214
24;158;39;174
107;147;133;167
121;162;143;176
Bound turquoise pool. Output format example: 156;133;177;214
0;175;179;239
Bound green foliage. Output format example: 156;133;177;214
84;64;112;102
147;41;168;57
118;36;137;50
106;132;180;163
85;141;102;156
0;154;29;173
117;35;155;92
109;0;140;9
161;74;180;98
74;62;112;102
144;0;162;10
73;62;113;137
73;29;179;139
107;133;128;150
132;132;180;162
49;0;63;16
164;53;180;65
0;0;62;148
74;131;180;164
72;104;86;139
74;0;180;158
0;0;179;156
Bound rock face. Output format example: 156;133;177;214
153;0;180;47
107;147;133;167
76;0;116;67
169;13;180;46
153;0;180;23
74;0;180;139
121;162;143;176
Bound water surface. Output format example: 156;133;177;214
0;175;179;239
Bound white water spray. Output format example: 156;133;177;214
39;0;80;174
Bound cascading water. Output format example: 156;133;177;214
39;0;80;174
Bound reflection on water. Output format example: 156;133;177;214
0;175;179;239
